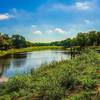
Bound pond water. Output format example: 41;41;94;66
0;50;70;77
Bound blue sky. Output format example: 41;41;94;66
0;0;100;42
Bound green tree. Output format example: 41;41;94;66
11;34;27;48
0;33;12;50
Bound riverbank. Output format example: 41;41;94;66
0;46;63;57
0;46;100;58
0;50;99;99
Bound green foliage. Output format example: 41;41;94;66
7;75;32;92
0;50;99;100
11;34;27;48
49;31;100;48
69;91;92;100
0;33;12;50
0;95;11;100
0;33;33;51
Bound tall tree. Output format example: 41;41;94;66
11;34;27;48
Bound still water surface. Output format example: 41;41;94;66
0;50;70;77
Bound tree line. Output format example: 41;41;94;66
34;31;100;48
0;33;32;50
0;31;100;50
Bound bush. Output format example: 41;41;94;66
7;75;32;92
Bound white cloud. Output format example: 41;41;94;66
31;25;37;28
75;2;91;10
46;28;66;34
46;30;53;34
32;25;43;35
33;30;43;35
84;19;91;24
54;28;66;34
0;13;12;20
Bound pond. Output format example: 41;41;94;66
0;50;70;77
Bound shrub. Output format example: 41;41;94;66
7;75;32;92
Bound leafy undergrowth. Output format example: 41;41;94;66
0;50;100;100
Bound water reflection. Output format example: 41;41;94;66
13;53;27;59
12;53;27;68
0;50;70;77
0;59;10;77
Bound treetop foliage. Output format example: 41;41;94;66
0;33;33;50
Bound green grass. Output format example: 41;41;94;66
0;49;99;100
0;46;63;57
89;46;100;50
98;54;100;60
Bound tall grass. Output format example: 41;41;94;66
0;50;99;100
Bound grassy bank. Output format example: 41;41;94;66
0;46;63;57
65;46;100;51
0;50;99;100
0;46;100;58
